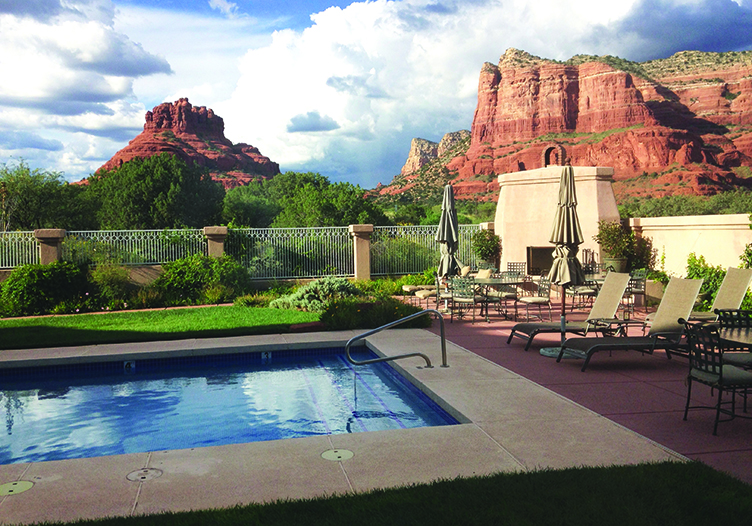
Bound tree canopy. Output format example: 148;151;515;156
88;154;225;229
222;171;390;227
0;159;97;231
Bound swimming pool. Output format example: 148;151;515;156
0;347;457;465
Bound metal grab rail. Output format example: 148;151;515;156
344;309;447;368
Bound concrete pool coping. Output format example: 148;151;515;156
0;329;685;525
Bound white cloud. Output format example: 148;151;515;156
3;0;752;185
209;0;239;19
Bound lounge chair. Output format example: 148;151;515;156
690;267;752;321
556;277;703;371
507;272;631;351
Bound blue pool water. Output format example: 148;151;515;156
0;348;456;465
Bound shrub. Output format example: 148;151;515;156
686;253;726;311
320;296;430;330
593;220;635;259
152;254;251;305
0;261;90;316
269;276;362;312
355;269;437;297
630;235;657;271
89;264;132;307
471;229;501;265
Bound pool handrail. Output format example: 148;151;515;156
344;309;447;368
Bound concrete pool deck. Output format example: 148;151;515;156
0;327;685;525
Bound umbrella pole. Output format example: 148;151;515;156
560;284;567;346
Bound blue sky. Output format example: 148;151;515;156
2;0;752;189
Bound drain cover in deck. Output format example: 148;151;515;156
0;481;34;496
126;468;163;482
321;449;353;461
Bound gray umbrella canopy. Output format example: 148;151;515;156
547;165;586;303
436;184;462;278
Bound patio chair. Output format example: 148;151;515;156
413;284;437;309
449;276;482;323
623;268;648;314
681;319;752;435
556;277;703;371
566;279;600;311
715;309;752;369
485;270;522;320
507;272;631;351
517;276;552;322
690;267;752;321
432;274;453;311
507;261;527;275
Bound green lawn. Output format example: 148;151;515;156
30;461;752;526
0;306;320;350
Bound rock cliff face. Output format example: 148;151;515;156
399;130;471;176
98;98;280;189
381;49;752;202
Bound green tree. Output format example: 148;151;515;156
88;154;224;229
0;159;94;231
222;184;281;227
224;171;390;228
271;179;390;227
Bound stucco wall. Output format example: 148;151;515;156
495;165;620;272
630;214;752;277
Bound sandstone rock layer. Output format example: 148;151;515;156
384;49;752;201
98;98;280;189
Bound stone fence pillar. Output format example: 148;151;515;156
34;229;66;265
203;226;228;258
349;224;373;281
479;222;494;233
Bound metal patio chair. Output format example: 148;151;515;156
517;276;552;322
682;319;752;435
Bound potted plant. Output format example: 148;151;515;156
593;220;634;273
471;229;501;269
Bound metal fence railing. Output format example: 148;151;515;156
63;230;207;265
0;231;39;269
3;225;484;279
225;227;353;279
370;224;480;276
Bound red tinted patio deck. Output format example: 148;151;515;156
426;302;752;485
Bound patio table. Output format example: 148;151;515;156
474;277;525;321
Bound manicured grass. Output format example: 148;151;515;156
0;306;320;350
33;461;752;526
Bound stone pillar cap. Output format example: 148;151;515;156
349;224;374;234
34;229;66;240
203;226;228;236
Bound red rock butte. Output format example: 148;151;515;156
97;98;280;189
380;49;752;201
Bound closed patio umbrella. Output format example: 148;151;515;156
545;165;586;349
436;184;462;279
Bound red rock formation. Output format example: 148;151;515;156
382;49;752;202
97;98;279;189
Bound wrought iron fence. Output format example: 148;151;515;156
225;227;353;279
371;224;480;276
3;225;484;279
0;231;39;269
63;230;207;265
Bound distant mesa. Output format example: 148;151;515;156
97;98;280;189
378;48;752;202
